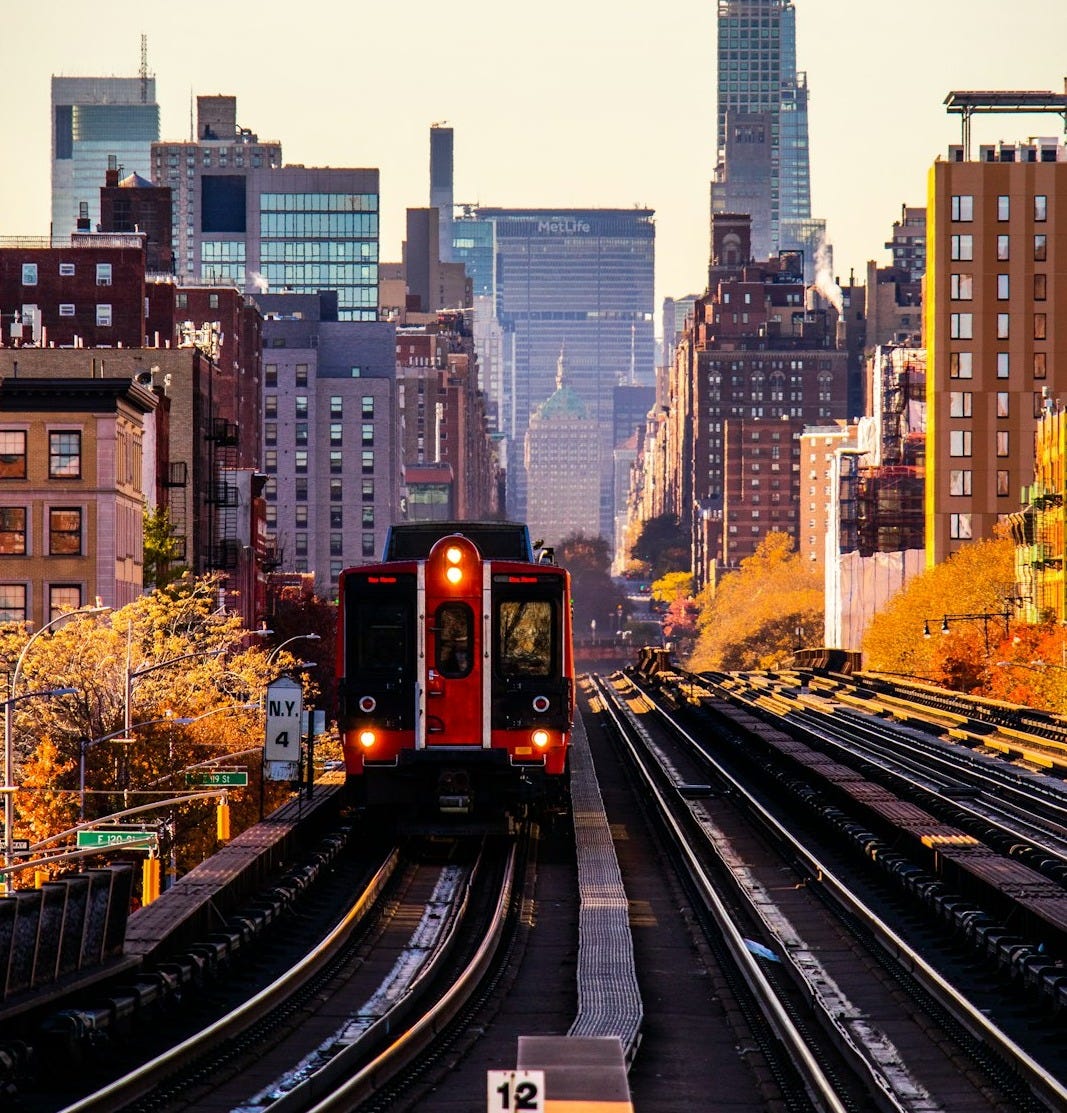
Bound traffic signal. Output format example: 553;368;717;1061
142;858;160;905
217;802;231;841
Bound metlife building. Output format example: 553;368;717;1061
463;207;655;535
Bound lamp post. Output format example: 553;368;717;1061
3;604;109;870
922;609;1011;654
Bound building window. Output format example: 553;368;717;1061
295;478;308;501
996;431;1009;457
0;431;27;479
264;449;277;474
996;470;1010;497
0;584;27;623
21;263;37;286
996;234;1010;260
1035;313;1047;340
265;505;277;528
263;477;277;501
0;508;27;554
265;395;278;419
59;303;75;317
949;391;972;418
1034;274;1047;301
997;353;1009;379
950;235;973;261
330;450;342;473
295;364;309;387
950;313;972;339
950;273;973;300
330;533;343;556
1034;352;1047;379
330;396;343;418
949;470;972;496
949;352;972;379
96;304;112;327
96;262;112;286
361;506;374;528
1035;195;1047;221
49;508;82;555
996;392;1009;418
949;430;972;457
950;195;974;221
295;423;308;446
362;532;376;557
264;422;277;446
996;274;1009;300
330;423;343;446
997;195;1010;221
362;479;374;502
1034;234;1047;261
49;584;82;619
950;513;973;540
361;395;374;418
350;366;362;378
330;508;343;528
295;533;308;556
295;396;308;419
330;561;343;580
295;450;308;473
330;479;342;502
361;423;374;445
996;313;1009;339
295;505;308;527
264;364;278;388
49;431;81;478
361;450;374;473
208;293;219;309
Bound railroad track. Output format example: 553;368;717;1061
591;670;1067;1111
36;831;522;1113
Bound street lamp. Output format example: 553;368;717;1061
922;610;1011;654
3;605;108;869
267;633;321;666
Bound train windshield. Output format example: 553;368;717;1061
355;601;410;671
497;600;553;677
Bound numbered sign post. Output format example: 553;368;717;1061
486;1070;544;1112
265;676;303;781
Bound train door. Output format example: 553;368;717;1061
423;535;489;747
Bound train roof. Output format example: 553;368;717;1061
382;521;536;561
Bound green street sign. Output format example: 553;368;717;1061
184;771;249;787
76;829;156;849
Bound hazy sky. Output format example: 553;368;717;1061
2;1;1065;317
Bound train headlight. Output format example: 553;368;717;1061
532;729;550;749
358;729;376;749
444;545;464;585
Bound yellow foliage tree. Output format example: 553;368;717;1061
861;536;1017;690
688;532;823;671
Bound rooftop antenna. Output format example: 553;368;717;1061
140;34;148;103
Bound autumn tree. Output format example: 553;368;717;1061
1;574;312;884
688;531;823;671
630;514;690;579
861;536;1017;690
142;506;188;589
557;533;627;633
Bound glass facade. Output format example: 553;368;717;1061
52;77;160;239
712;0;813;261
257;190;379;321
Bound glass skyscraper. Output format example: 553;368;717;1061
711;0;818;266
52;76;160;240
459;208;655;536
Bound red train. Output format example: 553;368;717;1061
337;522;574;822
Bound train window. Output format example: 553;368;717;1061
497;600;553;677
356;601;409;671
435;603;473;678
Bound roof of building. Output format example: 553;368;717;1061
119;172;156;189
534;347;590;421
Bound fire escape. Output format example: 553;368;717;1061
206;417;241;571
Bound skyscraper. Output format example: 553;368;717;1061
51;76;160;240
460;207;655;536
711;0;821;268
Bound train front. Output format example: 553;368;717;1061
337;533;573;822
